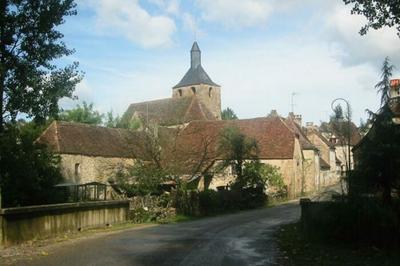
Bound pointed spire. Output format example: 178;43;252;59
191;41;201;69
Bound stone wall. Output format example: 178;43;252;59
0;200;129;246
60;154;134;184
172;84;221;120
302;150;319;193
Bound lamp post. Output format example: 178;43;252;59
331;98;352;182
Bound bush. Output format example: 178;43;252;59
302;198;400;247
173;187;267;216
0;124;67;207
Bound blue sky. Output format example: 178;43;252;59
58;0;400;125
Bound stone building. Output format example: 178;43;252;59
305;123;341;186
38;42;337;197
37;121;136;184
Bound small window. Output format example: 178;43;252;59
191;87;196;94
178;89;182;97
75;163;80;176
209;87;212;98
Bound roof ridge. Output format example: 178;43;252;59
128;97;178;107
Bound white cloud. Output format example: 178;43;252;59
325;3;400;65
59;79;94;110
196;0;273;28
148;0;180;15
87;0;176;48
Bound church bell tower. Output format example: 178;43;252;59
173;42;221;120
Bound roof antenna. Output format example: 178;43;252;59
291;92;298;113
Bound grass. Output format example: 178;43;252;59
276;223;400;266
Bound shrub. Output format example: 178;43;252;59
302;198;400;247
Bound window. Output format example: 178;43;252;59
178;89;182;97
209;87;212;98
75;163;80;176
191;87;196;94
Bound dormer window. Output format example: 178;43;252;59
191;87;196;94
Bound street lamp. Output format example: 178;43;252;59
331;98;352;176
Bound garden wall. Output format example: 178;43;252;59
0;200;129;246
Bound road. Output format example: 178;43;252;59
22;202;300;266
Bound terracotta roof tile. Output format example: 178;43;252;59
121;96;215;127
176;117;296;160
37;121;137;158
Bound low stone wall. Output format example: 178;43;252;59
0;200;129;246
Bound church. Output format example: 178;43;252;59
37;42;341;198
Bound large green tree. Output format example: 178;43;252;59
59;101;103;125
353;58;400;204
343;0;400;36
0;0;82;130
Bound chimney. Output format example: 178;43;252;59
269;110;279;117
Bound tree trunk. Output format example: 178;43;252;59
0;0;7;133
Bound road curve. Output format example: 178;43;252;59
24;202;300;266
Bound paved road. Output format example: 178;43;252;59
24;202;300;266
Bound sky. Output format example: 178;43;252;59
58;0;400;125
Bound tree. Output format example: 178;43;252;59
375;57;394;107
353;58;400;204
330;104;344;122
104;110;121;128
59;101;103;125
0;0;82;130
343;0;400;37
221;107;238;120
0;123;66;207
218;127;258;189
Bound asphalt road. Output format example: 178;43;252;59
24;202;300;266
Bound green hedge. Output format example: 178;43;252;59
302;198;400;247
173;187;267;216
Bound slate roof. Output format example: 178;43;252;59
36;121;137;158
173;42;219;88
173;65;219;88
121;96;215;127
176;117;297;160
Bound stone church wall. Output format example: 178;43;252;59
172;84;221;120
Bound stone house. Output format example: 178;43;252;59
38;42;335;196
37;121;136;184
305;123;341;186
174;116;315;198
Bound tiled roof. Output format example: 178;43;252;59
36;121;138;158
283;118;316;150
306;128;335;149
121;96;215;127
176;117;297;160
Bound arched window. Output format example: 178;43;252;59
191;87;196;94
178;89;182;97
74;163;80;176
209;87;212;97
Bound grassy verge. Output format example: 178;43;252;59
276;223;400;266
